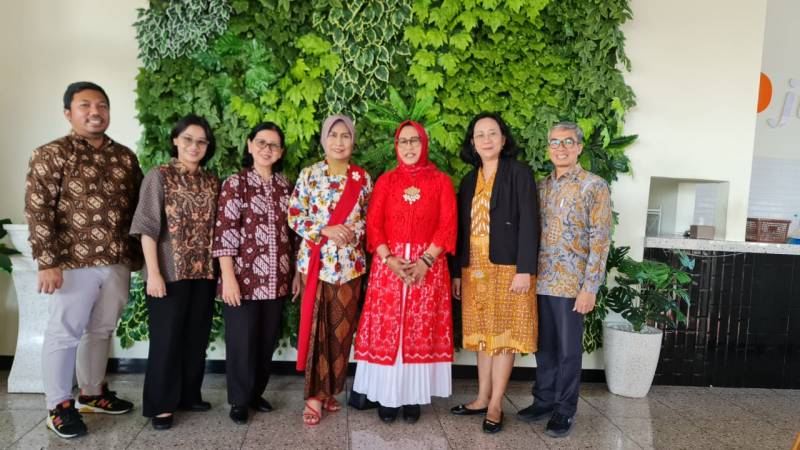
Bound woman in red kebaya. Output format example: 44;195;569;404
353;120;457;424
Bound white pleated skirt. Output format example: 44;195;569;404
353;353;452;408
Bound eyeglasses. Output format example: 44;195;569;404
396;137;422;148
252;139;282;152
549;137;578;149
473;131;501;142
179;135;209;149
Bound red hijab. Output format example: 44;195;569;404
394;120;435;175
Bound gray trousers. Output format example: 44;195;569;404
42;264;130;409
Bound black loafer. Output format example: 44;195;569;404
180;401;211;411
402;404;420;423
250;397;273;412
229;406;248;425
517;403;553;422
482;412;504;434
152;414;173;430
378;405;399;422
450;404;488;416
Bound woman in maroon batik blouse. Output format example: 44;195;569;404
212;122;300;425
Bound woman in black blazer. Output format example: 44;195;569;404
449;112;539;434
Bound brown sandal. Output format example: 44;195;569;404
303;398;322;425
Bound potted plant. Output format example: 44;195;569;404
602;247;693;397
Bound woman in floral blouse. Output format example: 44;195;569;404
130;114;220;430
212;122;299;425
288;114;372;425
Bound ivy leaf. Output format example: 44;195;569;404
449;32;472;51
374;66;390;82
404;26;426;48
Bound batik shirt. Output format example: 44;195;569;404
212;169;294;300
24;132;143;270
288;161;372;284
130;159;219;282
536;165;612;297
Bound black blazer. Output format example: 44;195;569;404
452;158;539;277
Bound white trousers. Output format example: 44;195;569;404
42;264;130;409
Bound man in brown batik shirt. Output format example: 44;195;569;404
24;82;142;439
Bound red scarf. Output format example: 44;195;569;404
395;120;434;176
296;164;367;371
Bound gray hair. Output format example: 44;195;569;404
549;121;584;144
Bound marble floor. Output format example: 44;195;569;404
1;370;798;449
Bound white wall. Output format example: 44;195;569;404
753;0;800;159
615;0;767;258
0;1;769;368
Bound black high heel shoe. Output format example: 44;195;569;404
402;404;420;423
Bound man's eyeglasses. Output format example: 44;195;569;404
549;137;578;149
252;139;282;151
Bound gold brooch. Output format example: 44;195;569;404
403;186;421;204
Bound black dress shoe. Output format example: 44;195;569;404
250;397;273;412
545;412;575;438
180;401;211;411
450;404;488;416
378;405;400;422
402;404;420;423
482;412;504;434
229;406;248;425
517;403;554;422
152;414;173;430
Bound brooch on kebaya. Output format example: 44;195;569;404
403;186;421;204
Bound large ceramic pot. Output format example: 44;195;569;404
4;224;50;393
602;322;663;398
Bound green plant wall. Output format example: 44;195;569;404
119;0;637;354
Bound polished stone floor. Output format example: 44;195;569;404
1;370;798;449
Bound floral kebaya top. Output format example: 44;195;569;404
287;160;372;284
212;169;294;300
536;165;612;297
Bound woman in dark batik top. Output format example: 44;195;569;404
130;114;220;431
212;122;300;425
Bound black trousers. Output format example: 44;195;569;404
533;295;584;417
143;279;215;417
223;298;284;406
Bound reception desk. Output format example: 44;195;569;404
644;236;800;389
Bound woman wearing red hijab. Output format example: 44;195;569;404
353;121;457;424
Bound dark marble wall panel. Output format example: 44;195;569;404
643;247;799;388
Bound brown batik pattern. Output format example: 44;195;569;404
159;160;219;280
304;277;363;400
24;133;143;270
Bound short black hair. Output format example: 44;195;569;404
169;114;216;167
242;122;286;173
460;112;519;167
63;82;110;110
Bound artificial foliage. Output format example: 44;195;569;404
134;0;231;70
119;0;638;353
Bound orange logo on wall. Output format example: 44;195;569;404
758;72;772;113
